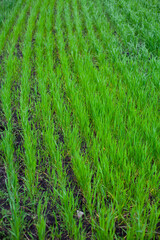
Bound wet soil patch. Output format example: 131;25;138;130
0;120;6;141
62;153;92;239
37;168;70;239
14;39;23;59
115;218;127;239
23;203;38;240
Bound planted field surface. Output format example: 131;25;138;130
0;0;159;239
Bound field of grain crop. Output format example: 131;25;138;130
0;0;159;239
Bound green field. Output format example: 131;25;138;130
0;0;159;239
